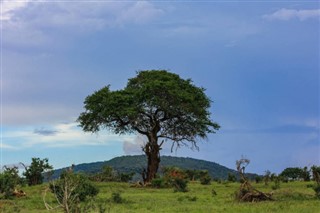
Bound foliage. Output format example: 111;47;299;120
271;176;281;190
151;178;166;188
111;192;124;203
78;70;220;182
49;170;99;212
162;167;189;192
51;155;249;181
311;165;320;183
227;173;237;182
23;158;53;186
255;176;262;183
264;170;271;186
0;166;23;199
2;181;320;212
280;167;304;181
301;167;311;181
90;165;134;183
199;171;211;185
311;165;320;199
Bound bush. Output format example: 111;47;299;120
151;178;165;188
227;173;237;182
162;167;189;192
50;171;99;212
0;167;23;199
255;176;262;183
200;175;211;185
111;192;123;203
313;185;320;199
171;178;188;192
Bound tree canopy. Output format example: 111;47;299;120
78;70;220;182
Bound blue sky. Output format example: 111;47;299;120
1;1;319;175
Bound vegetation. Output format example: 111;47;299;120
77;70;220;183
0;166;24;199
1;181;319;212
1;157;319;212
48;170;99;213
89;166;134;183
280;167;305;181
22;158;53;186
51;155;251;181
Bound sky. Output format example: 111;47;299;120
1;0;319;175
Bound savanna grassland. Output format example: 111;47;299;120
1;181;319;213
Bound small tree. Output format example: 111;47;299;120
280;167;303;181
301;166;311;181
49;170;99;213
22;158;53;186
311;165;320;199
78;70;220;183
0;166;23;198
227;173;237;182
199;170;211;185
264;170;271;186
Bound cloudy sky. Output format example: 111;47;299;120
1;0;319;174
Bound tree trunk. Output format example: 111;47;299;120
142;135;161;183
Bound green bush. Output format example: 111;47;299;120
162;167;189;192
0;167;23;199
314;185;320;199
111;192;123;203
151;178;166;188
200;175;211;185
171;178;188;192
50;171;99;209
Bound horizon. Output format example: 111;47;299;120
1;1;319;175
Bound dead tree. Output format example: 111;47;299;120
235;158;273;202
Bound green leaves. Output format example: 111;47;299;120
78;70;220;146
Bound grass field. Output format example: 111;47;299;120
1;181;319;213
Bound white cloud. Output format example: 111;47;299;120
263;8;320;21
123;135;146;155
2;122;135;149
116;1;164;25
2;104;79;126
0;0;30;21
2;1;164;50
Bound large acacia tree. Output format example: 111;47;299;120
78;70;220;183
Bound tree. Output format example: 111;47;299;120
280;167;303;181
78;70;220;183
22;158;53;186
0;166;23;198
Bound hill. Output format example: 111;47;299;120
51;155;258;180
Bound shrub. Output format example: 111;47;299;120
171;178;188;192
0;167;23;199
227;173;237;182
200;175;211;185
313;185;320;199
111;192;123;203
163;167;189;192
199;170;211;185
255;176;262;183
151;178;165;188
50;171;99;212
271;176;281;190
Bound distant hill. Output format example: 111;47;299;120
51;155;258;181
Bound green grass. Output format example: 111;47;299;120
1;181;319;213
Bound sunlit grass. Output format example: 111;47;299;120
1;181;319;212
